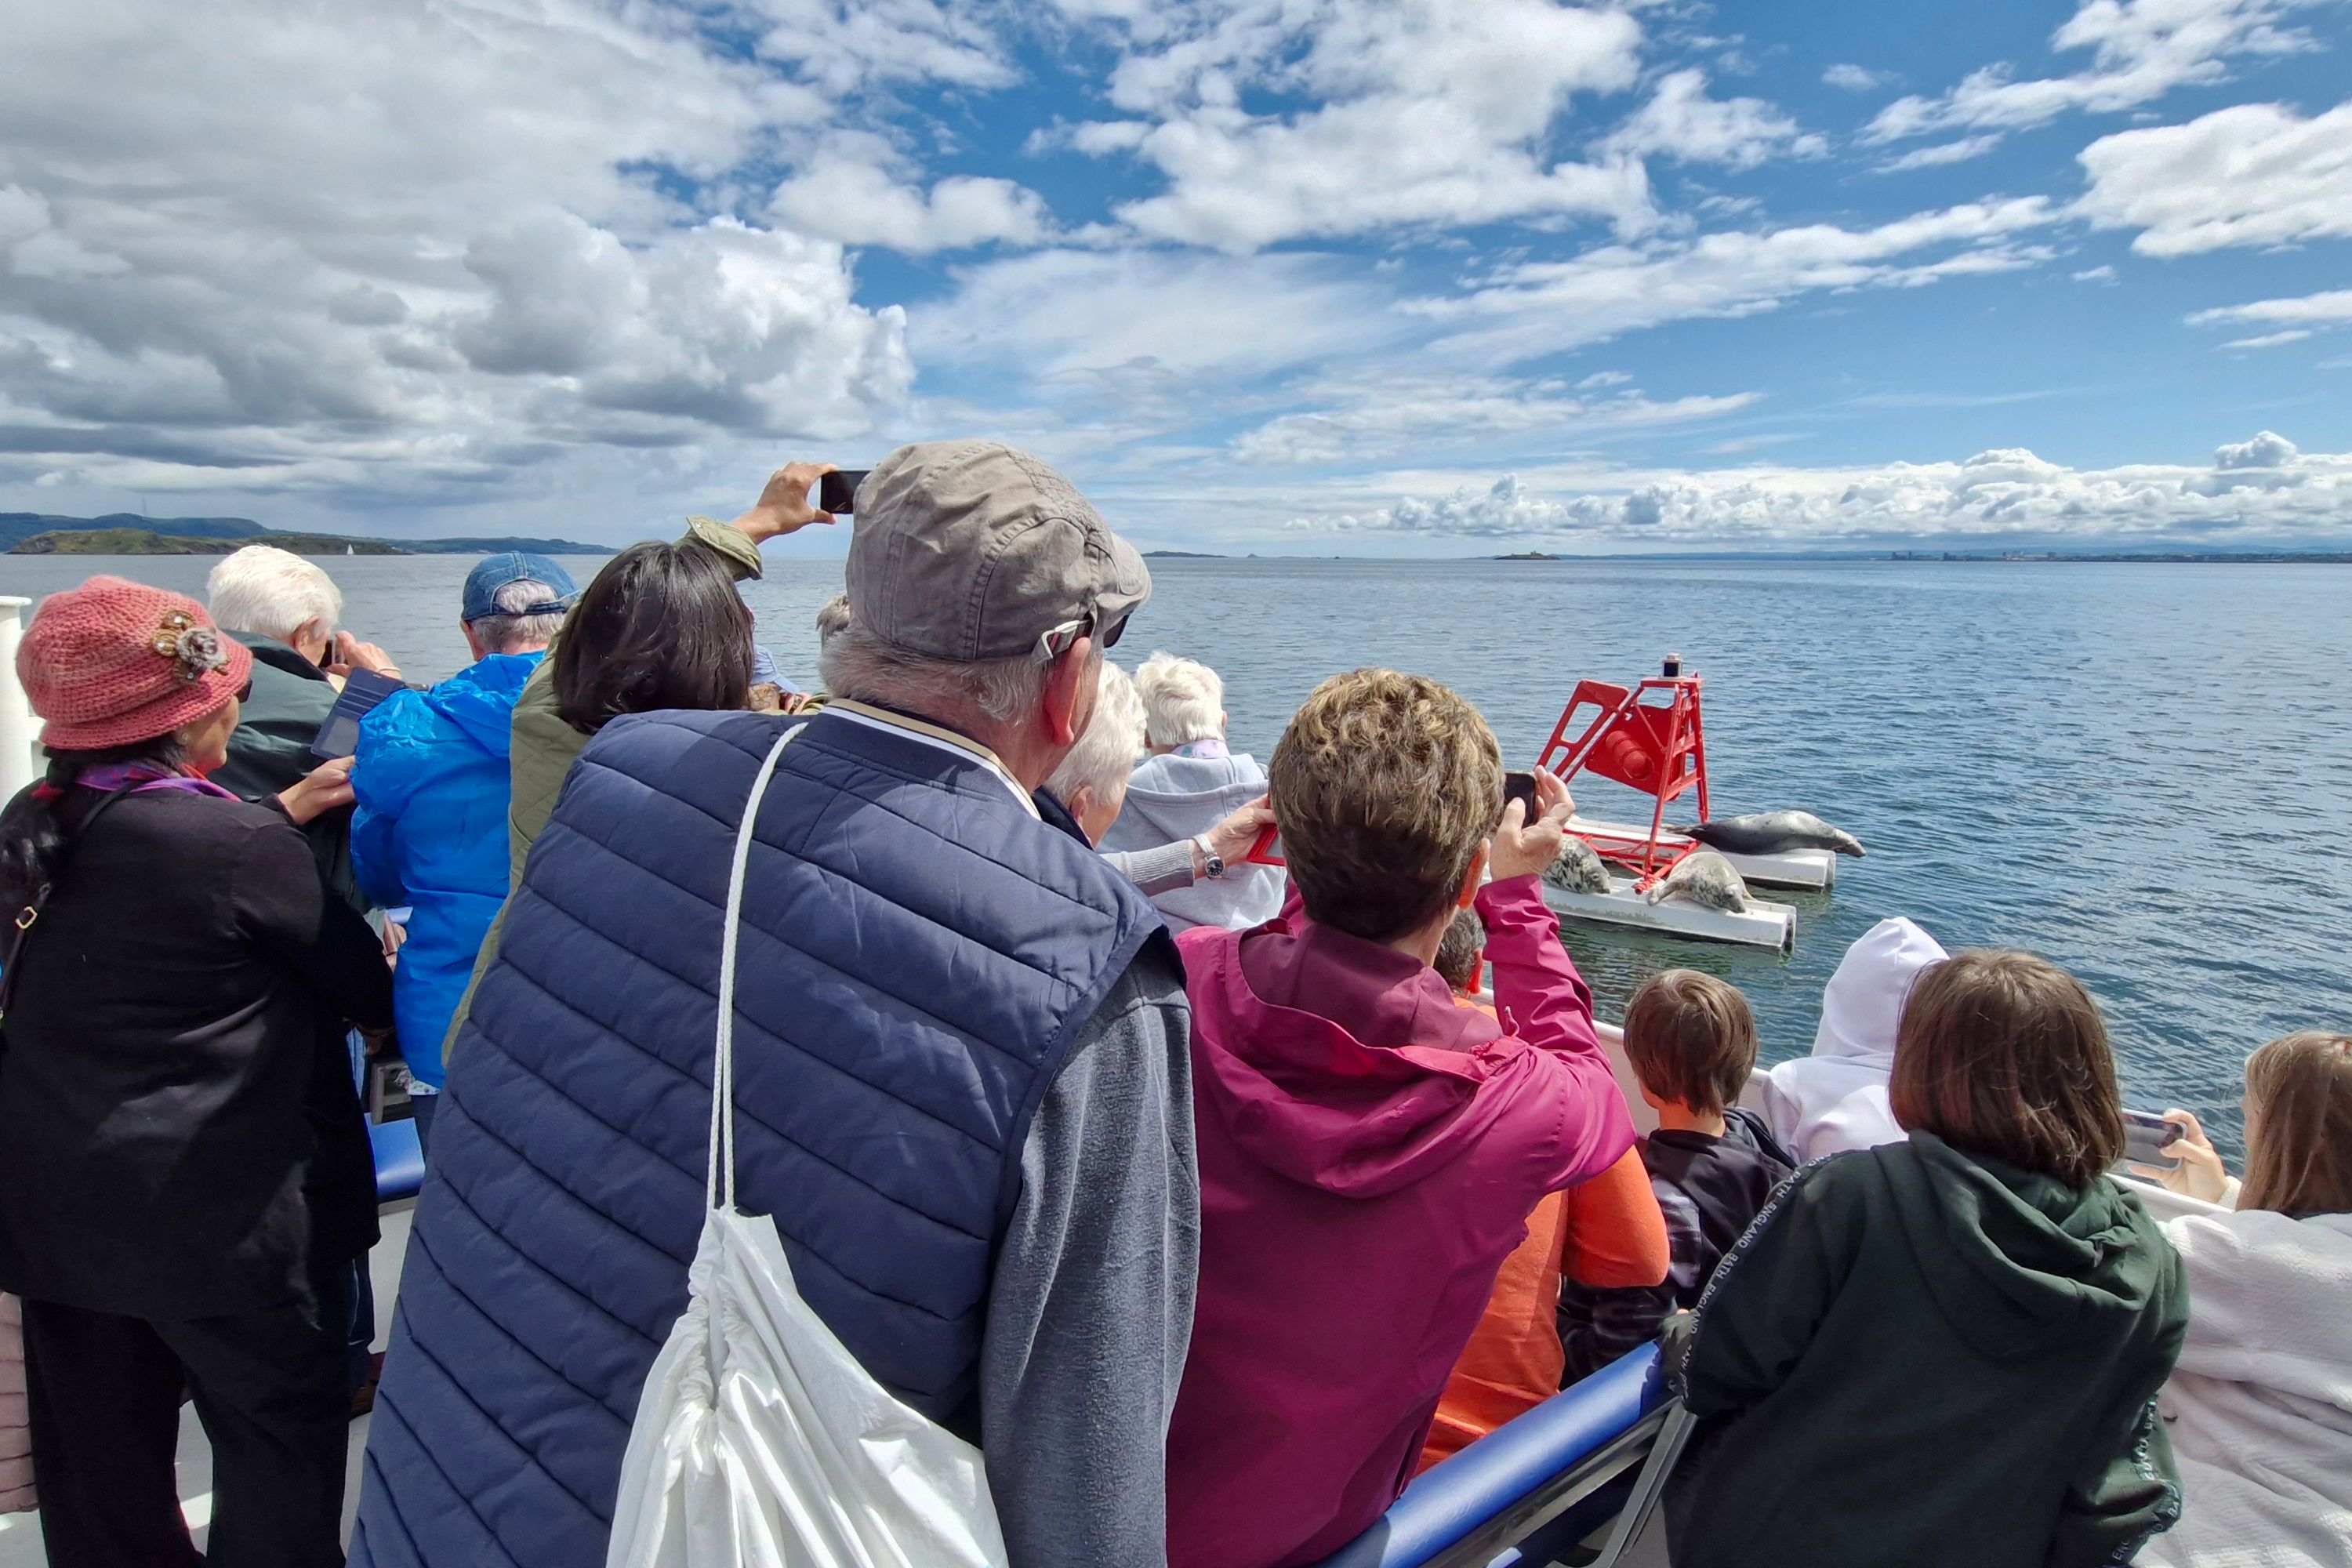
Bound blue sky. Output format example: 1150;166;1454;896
2;0;2347;553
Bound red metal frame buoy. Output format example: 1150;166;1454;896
1534;655;1710;887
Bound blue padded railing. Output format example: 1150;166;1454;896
370;1116;426;1204
1307;1345;1667;1568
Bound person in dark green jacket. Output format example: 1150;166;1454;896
207;545;405;913
1667;948;2188;1568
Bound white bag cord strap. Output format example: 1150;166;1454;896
706;723;808;1215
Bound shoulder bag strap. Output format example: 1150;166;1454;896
0;784;140;1025
706;723;808;1215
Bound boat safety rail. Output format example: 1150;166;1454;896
372;1116;426;1205
1308;1343;1696;1568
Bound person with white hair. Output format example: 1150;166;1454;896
206;546;401;903
351;553;577;1149
1100;649;1284;931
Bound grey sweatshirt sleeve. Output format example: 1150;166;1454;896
1100;838;1197;897
980;942;1200;1568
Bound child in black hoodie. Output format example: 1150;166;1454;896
1558;970;1794;1383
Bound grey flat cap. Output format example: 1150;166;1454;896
847;440;1152;663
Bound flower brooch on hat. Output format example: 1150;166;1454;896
151;610;229;684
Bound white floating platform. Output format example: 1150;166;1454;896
1542;875;1797;951
1566;815;1838;891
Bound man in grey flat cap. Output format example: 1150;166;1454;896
354;443;1196;1568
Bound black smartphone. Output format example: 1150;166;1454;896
818;469;869;514
1502;770;1538;819
2120;1108;2185;1169
310;668;408;760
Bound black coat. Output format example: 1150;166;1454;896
0;785;394;1319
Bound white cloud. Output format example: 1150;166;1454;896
2187;288;2352;326
1865;0;2318;143
1823;64;1889;93
1287;430;2352;543
1229;372;1759;465
1414;198;2058;361
1054;0;1656;250
770;143;1051;251
2220;328;2314;347
2079;100;2352;254
735;0;1014;93
0;0;925;512
1577;370;1634;389
1875;135;2005;173
1599;70;1825;172
2073;263;2119;282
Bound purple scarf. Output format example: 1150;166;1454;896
70;760;240;802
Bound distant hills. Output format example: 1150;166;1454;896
0;512;610;557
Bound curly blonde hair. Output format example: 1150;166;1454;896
1269;668;1502;942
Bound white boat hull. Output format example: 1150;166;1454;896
1542;876;1797;951
1567;815;1838;891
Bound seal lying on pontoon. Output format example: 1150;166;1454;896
1689;810;1865;858
1541;837;1613;895
1644;849;1752;913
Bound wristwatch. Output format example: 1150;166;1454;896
1192;835;1227;880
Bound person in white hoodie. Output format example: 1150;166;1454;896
2133;1030;2352;1568
1756;916;1948;1162
1099;651;1286;932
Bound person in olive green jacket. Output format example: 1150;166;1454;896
1666;949;2187;1568
437;464;840;1065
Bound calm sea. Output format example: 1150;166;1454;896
8;552;2347;1156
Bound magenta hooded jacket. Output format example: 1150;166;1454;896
1165;873;1636;1568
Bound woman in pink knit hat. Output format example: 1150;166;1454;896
0;575;393;1568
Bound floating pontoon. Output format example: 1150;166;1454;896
1541;874;1797;952
1567;814;1836;892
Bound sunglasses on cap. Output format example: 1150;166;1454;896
1033;608;1128;666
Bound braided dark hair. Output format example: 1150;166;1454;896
0;735;188;916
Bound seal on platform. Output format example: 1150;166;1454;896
1542;837;1613;895
1688;810;1864;858
1645;849;1752;913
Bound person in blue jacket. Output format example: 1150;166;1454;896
352;553;577;1149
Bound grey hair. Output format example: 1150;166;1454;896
815;590;851;647
207;545;343;644
819;623;1054;726
1044;660;1143;808
467;578;568;652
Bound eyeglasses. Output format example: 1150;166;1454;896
1033;609;1128;666
235;680;252;702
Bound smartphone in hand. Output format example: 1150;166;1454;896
310;669;408;759
2121;1108;2186;1169
818;469;870;514
1502;770;1538;820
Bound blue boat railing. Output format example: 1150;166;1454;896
1308;1344;1694;1568
370;1116;425;1205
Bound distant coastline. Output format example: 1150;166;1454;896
1485;548;2352;564
1;511;612;557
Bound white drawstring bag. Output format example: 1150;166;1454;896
605;725;1009;1568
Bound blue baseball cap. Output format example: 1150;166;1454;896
461;552;578;623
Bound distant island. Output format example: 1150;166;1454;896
1494;550;1563;561
1;511;611;557
1142;549;1223;558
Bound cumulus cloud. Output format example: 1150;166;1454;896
1414;198;2058;361
1865;0;2318;144
1288;430;2352;543
2078;100;2352;254
1053;0;1657;249
1599;70;1826;172
0;0;928;513
770;142;1052;251
2074;264;2119;282
1823;64;1890;93
1230;373;1760;466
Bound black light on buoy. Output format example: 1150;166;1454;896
1662;652;1682;678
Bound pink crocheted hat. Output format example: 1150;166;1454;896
18;575;254;751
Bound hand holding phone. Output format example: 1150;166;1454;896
310;667;407;760
818;469;870;515
734;461;842;543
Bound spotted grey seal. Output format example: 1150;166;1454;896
1644;849;1752;913
1688;810;1865;858
1541;837;1613;895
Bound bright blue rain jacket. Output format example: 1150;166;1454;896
351;652;543;1090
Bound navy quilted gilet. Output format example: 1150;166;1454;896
351;707;1165;1568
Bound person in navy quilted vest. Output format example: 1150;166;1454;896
352;443;1198;1568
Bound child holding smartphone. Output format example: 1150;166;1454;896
1666;949;2189;1568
